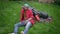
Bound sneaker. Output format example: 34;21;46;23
20;31;24;34
8;33;15;34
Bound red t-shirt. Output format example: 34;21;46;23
20;9;35;25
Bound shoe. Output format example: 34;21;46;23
20;31;24;34
9;33;15;34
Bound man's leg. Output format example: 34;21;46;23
14;22;25;34
23;21;32;34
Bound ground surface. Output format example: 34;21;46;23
0;1;60;34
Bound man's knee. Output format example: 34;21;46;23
24;26;29;31
25;24;31;30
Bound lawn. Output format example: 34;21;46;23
0;1;60;34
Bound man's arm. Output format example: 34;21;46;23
35;15;40;22
27;18;32;21
20;9;24;21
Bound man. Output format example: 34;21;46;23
11;4;35;34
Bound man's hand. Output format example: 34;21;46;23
35;15;40;21
25;18;32;24
28;18;32;21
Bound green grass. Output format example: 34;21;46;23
0;1;60;34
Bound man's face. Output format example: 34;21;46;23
23;6;28;10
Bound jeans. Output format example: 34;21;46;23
14;21;32;34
